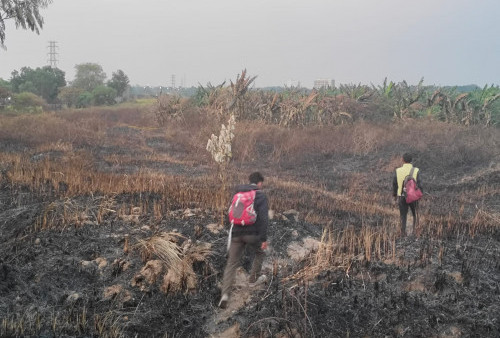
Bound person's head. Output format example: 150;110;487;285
402;153;413;164
249;172;264;188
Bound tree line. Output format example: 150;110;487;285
156;72;500;128
0;63;130;112
1;66;499;128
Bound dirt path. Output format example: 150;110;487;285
205;267;272;337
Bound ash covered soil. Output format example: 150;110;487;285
1;141;500;337
1;192;499;337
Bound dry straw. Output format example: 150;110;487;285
137;233;184;274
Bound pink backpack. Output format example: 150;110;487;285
228;190;257;226
403;167;423;204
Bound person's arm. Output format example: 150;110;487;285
392;172;398;198
417;172;424;194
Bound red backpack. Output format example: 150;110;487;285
403;167;423;204
228;190;257;226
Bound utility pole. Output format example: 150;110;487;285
47;41;58;68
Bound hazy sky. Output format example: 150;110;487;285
1;0;499;88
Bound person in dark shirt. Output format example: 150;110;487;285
219;172;269;309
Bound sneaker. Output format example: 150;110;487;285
249;275;267;287
218;293;229;309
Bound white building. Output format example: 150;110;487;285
313;79;335;89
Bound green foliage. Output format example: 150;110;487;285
0;0;52;46
189;79;500;128
193;85;210;107
131;98;156;106
72;63;107;92
414;104;440;119
92;85;117;106
428;88;466;123
490;99;500;126
18;80;36;93
57;87;85;108
391;78;425;119
0;78;12;91
442;84;480;93
315;86;338;97
429;85;500;125
10;66;66;103
10;92;46;113
464;85;500;126
76;92;93;108
107;69;129;97
372;77;395;98
182;78;493;127
193;81;226;108
0;86;12;110
338;83;375;102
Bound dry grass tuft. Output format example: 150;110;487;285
137;233;184;272
161;240;213;293
135;233;213;294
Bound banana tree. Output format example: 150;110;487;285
253;91;281;123
372;77;395;98
338;83;375;103
279;91;318;127
429;89;468;123
194;81;226;108
463;85;500;126
392;78;425;119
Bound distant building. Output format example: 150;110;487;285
313;79;335;89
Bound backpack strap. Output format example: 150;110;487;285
409;166;415;180
227;221;234;252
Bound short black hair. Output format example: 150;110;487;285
403;153;413;163
249;172;264;184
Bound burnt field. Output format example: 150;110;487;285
0;104;499;337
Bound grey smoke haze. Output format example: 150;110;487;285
1;0;499;88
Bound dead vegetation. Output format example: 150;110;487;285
153;94;187;126
0;89;499;337
134;232;213;294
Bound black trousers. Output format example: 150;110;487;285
398;197;418;235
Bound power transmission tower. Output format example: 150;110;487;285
171;74;176;89
47;41;59;68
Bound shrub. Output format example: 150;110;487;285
10;92;46;113
0;86;12;110
92;85;117;106
76;92;93;108
58;87;85;108
152;94;186;126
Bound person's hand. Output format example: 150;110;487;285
261;241;268;250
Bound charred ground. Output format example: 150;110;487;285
0;105;499;337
